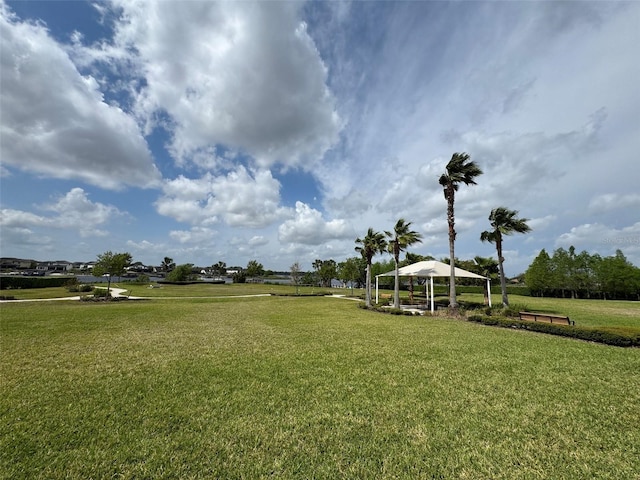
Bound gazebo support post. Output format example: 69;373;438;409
375;276;379;304
430;276;434;313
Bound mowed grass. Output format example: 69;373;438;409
459;293;640;329
1;296;639;479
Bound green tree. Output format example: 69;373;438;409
385;219;423;309
166;264;195;282
313;259;337;288
211;261;227;277
480;207;531;306
596;250;639;300
245;260;264;280
355;228;388;307
290;262;302;295
551;247;571;298
439;152;483;309
92;251;132;297
525;249;553;297
338;257;361;295
161;257;175;273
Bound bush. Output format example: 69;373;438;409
92;288;111;299
0;276;75;290
232;271;247;283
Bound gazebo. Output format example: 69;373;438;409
375;260;490;313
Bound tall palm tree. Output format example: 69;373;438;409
439;152;483;309
385;219;423;309
355;228;387;307
473;255;499;306
480;207;531;306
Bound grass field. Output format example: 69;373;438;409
1;293;639;479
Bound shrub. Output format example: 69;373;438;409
0;276;75;290
92;288;111;299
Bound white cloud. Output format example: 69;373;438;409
248;236;268;247
0;7;161;189
0;188;124;240
588;193;640;214
527;215;557;231
278;201;353;245
42;188;124;237
169;227;218;245
156;166;289;228
93;1;340;169
556;222;640;251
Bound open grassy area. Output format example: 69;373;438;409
1;296;638;479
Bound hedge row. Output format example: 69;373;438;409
467;315;640;348
0;276;76;290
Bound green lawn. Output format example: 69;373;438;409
458;293;640;329
1;296;638;479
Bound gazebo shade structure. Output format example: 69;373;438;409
375;260;490;313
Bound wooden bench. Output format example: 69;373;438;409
519;311;574;326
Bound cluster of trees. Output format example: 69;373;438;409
354;152;531;309
526;247;640;300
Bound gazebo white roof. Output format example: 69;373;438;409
377;260;486;280
375;260;490;312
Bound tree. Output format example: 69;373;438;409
161;257;175;274
211;261;227;277
439;152;483;309
245;260;264;280
480;207;531;306
338;257;361;295
525;249;553;297
166;264;195;282
92;251;132;297
596;249;639;300
290;262;302;295
473;255;499;305
385;219;422;309
313;259;337;287
355;228;388;307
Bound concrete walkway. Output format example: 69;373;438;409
0;288;274;303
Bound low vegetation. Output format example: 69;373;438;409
1;294;638;479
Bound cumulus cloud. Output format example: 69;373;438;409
588;193;640;214
554;222;640;267
278;201;353;245
169;227;218;245
248;236;269;247
0;188;124;239
90;1;340;169
0;7;161;189
156;166;289;228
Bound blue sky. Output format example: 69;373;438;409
1;0;639;275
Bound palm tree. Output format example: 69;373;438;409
355;228;387;307
385;219;423;309
480;207;531;306
473;255;499;306
439;152;483;309
161;256;175;274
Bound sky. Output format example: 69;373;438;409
1;0;639;276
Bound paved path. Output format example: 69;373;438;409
0;288;275;303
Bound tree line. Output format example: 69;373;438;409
525;247;640;300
